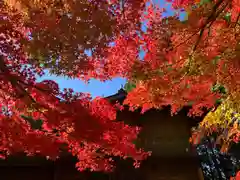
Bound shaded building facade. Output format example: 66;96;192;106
1;89;239;180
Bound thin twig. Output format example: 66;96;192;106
185;0;229;73
174;0;227;52
191;0;228;54
233;13;240;28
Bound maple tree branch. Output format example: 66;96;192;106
184;0;229;74
0;57;69;136
0;55;48;114
121;0;125;19
17;79;53;93
174;0;228;52
0;55;55;94
0;56;9;74
233;13;240;28
191;0;228;54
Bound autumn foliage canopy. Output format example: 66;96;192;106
0;0;240;175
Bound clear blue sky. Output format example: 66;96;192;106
37;0;184;98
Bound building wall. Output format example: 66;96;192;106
0;165;54;180
0;158;200;180
117;106;195;157
116;106;201;180
0;106;201;180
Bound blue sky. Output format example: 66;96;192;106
37;0;184;98
37;75;126;98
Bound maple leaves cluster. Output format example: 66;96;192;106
0;0;150;172
0;61;149;171
124;0;238;110
111;0;240;175
121;0;240;147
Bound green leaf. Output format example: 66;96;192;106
157;70;164;76
212;56;221;65
124;82;136;92
188;101;194;106
132;139;138;145
224;12;231;23
167;67;173;71
218;85;227;94
200;0;211;5
215;98;223;105
21;115;43;130
211;84;227;94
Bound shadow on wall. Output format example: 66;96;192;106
0;89;207;180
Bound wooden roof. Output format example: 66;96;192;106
105;88;127;103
